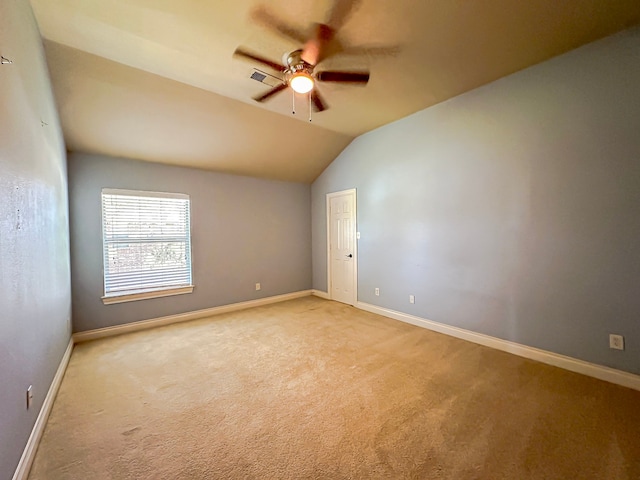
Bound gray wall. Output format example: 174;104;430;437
0;0;72;478
68;153;311;332
312;27;640;375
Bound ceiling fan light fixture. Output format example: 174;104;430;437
290;72;314;94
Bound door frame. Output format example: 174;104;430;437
326;188;358;305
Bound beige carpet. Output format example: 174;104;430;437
29;297;640;479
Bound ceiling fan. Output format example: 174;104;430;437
233;0;371;114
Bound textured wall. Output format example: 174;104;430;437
0;0;72;478
312;28;640;375
68;153;311;332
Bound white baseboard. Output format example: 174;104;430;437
311;289;330;300
12;338;74;480
357;301;640;392
73;290;313;343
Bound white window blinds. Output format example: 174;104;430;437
101;189;192;299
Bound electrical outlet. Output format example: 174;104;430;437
26;385;33;409
409;295;415;304
374;288;379;296
609;334;624;350
255;283;261;291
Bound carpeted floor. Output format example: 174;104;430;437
29;296;640;479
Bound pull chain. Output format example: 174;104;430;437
308;92;312;122
292;90;296;115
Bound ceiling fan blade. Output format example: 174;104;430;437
249;6;308;44
311;90;329;112
300;0;362;65
316;71;370;84
233;47;286;73
301;23;335;66
327;0;362;30
253;83;288;103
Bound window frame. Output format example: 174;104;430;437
100;188;194;305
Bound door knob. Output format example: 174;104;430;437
346;254;353;258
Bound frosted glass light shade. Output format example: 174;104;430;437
290;73;314;94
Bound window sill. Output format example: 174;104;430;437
102;286;194;305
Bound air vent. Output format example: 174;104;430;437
250;71;267;83
249;69;282;87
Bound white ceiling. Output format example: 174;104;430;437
30;0;640;183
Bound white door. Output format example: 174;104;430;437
327;189;356;305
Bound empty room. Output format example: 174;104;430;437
2;0;640;478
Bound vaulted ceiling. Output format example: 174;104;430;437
30;0;640;182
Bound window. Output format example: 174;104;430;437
101;189;193;304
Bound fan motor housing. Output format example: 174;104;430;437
284;50;310;70
283;49;314;84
